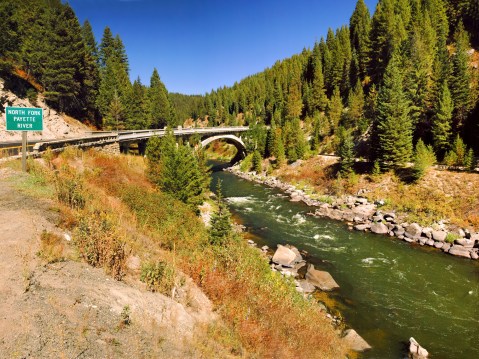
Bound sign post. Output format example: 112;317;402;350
5;106;43;172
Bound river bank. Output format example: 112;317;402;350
213;165;479;359
225;164;479;261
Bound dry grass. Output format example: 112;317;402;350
38;231;65;263
35;148;347;358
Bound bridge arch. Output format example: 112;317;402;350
201;134;247;162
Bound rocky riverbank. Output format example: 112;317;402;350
226;165;479;261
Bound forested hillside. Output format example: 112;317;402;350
1;0;478;167
0;0;176;129
179;0;479;167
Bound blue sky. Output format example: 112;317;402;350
69;0;378;95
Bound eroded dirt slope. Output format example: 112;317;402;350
0;168;229;359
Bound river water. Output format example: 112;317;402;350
210;167;479;359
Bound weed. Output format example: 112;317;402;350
140;260;177;295
445;232;459;244
38;230;64;263
75;211;127;280
117;305;131;330
54;165;86;209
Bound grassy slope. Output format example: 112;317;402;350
12;148;346;358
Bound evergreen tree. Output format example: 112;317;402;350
337;127;355;175
327;87;343;133
432;81;453;157
252;150;262;173
126;77;150;129
146;130;208;211
412;138;436;180
104;90;124;130
345;80;365;129
99;27;115;68
209;180;233;247
450;21;472;129
350;0;371;81
149;68;171;128
375;52;413;167
80;20;100;122
310;55;328;113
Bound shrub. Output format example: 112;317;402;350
140;260;177;295
38;231;64;263
413;139;436;180
54;166;86;209
75;211;127;280
239;153;253;172
252;150;262;173
445;232;459;244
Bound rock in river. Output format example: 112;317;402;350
272;244;297;266
305;264;339;291
342;329;371;352
370;222;388;234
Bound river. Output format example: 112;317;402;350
210;165;479;359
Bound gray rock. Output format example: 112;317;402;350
454;238;474;248
433;241;444;249
471;251;479;260
394;227;405;236
384;212;396;219
305;264;340;291
426;239;435;246
405;223;422;239
354;224;370;231
432;230;447;242
422;227;433;239
297;279;316;293
353;216;364;223
448;245;471;258
272;245;297;266
442;243;451;252
370;222;389;234
372;215;383;222
342;329;372;352
404;237;415;243
409;337;429;358
355;197;368;205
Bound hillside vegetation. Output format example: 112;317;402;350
1;149;346;358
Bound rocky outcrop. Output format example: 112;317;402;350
342;329;372;352
305;264;340;291
272;244;298;267
226;166;479;261
409;337;429;358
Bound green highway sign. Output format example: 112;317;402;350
5;106;43;131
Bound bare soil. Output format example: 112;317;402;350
0;168;230;359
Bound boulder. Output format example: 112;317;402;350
305;264;339;291
409;337;428;358
372;215;384;222
354;223;370;231
422;227;433;239
448;245;471;258
433;241;444;249
471;251;479;260
405;223;422;239
297;279;316;293
371;222;389;234
454;238;474;248
355;197;368;205
272;245;297;266
442;243;451;252
432;230;447;242
342;329;371;352
394;226;405;236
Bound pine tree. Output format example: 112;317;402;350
345;80;365;129
99;27;115;68
450;21;472;129
337;127;355;175
310;55;328;113
104;90;124;130
432;81;453;158
252;150;262;173
126;77;149;129
209;180;233;247
350;0;371;81
80;20;100;122
327;86;343;133
375;52;413;167
146;130;208;211
149;68;171;128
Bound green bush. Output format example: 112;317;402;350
54;166;86;209
140;260;176;295
239;153;253;172
413;139;436;180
